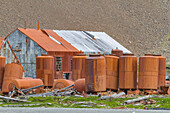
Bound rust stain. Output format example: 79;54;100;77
52;79;74;89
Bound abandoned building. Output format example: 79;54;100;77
0;28;131;77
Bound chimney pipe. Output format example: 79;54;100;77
25;21;27;29
38;21;40;30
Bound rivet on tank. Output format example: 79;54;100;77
138;56;159;90
119;53;137;90
85;54;106;93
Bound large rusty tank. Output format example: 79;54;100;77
9;79;43;91
0;56;6;89
2;63;23;93
52;79;74;89
138;56;159;89
72;55;88;81
153;54;166;88
36;56;55;87
74;78;85;93
119;54;137;89
85;55;106;92
105;55;119;90
111;48;123;57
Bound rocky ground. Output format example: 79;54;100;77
0;0;169;62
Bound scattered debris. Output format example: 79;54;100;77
125;95;156;104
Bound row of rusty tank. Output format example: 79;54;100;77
0;56;44;93
71;52;166;93
138;54;166;89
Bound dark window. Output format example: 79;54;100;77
56;57;62;71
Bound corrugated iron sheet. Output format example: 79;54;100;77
18;28;79;52
53;30;131;54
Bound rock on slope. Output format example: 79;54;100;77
0;0;169;62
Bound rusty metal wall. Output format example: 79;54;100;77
0;56;6;89
2;63;23;93
9;79;43;91
72;55;88;81
111;49;123;57
85;56;106;92
36;56;55;87
5;30;47;78
138;56;159;89
119;55;137;89
105;55;119;90
47;51;80;74
52;79;74;89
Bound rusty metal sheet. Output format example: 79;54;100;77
36;56;55;87
52;79;74;89
85;56;106;92
138;56;159;90
9;79;43;91
119;55;137;89
0;56;6;89
2;63;23;93
72;55;88;81
74;78;85;93
18;28;79;52
105;55;119;90
153;55;166;88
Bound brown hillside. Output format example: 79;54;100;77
0;0;169;63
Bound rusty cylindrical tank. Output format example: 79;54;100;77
72;55;88;81
138;56;159;89
8;79;43;91
105;55;119;90
52;79;74;89
2;63;23;93
111;48;123;57
0;56;6;89
85;55;106;92
119;54;137;89
153;55;166;88
36;56;55;87
74;78;85;93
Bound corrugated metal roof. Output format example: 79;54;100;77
52;30;131;54
18;28;79;52
43;30;79;52
0;37;5;49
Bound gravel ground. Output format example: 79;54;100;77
0;0;169;62
0;108;169;113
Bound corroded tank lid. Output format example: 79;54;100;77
89;54;101;57
144;54;153;56
123;53;134;56
153;54;162;56
76;53;87;56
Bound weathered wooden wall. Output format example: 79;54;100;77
4;30;47;77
